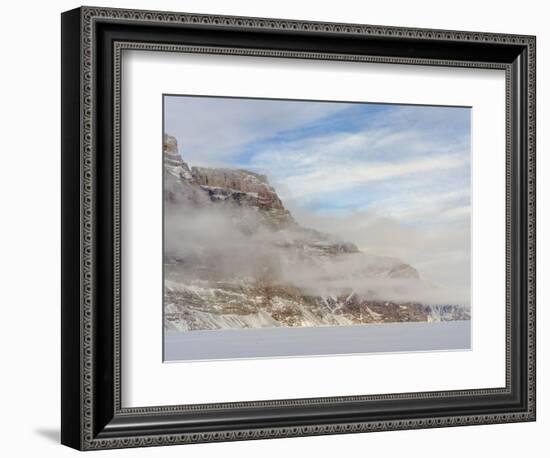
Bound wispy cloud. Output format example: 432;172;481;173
281;153;467;200
164;96;350;165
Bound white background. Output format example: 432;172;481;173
123;52;505;406
0;0;546;457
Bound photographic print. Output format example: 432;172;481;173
163;95;471;361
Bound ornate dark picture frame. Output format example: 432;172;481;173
61;6;536;451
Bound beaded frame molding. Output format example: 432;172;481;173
61;6;536;451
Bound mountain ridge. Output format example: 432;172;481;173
163;134;470;331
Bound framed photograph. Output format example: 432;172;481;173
61;6;536;450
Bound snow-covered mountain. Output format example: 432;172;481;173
163;134;470;331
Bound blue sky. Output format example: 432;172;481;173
164;95;471;297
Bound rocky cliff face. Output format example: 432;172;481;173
191;166;296;229
163;134;470;331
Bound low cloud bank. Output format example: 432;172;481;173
165;200;470;306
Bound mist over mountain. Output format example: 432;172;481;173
163;134;470;331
